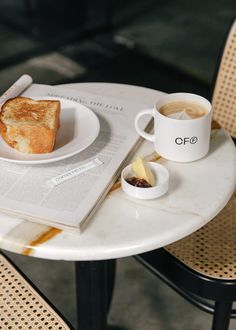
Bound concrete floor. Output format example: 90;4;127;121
1;1;236;329
6;252;236;330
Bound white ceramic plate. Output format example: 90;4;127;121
0;97;100;164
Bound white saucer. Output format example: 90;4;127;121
121;162;169;199
0;97;100;165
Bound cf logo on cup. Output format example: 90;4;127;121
175;136;198;145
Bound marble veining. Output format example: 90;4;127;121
0;83;235;261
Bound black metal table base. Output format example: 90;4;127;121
75;260;116;330
212;301;233;330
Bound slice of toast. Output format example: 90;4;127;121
0;97;61;154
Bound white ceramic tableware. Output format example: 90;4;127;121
121;162;169;199
135;93;212;162
0;97;100;164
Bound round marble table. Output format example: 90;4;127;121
0;83;235;330
0;83;235;261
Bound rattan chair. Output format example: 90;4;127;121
136;20;236;330
0;253;72;329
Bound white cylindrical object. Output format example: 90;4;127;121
0;74;33;107
121;162;169;199
135;93;212;162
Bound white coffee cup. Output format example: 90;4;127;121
135;93;212;162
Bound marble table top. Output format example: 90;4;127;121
0;83;235;261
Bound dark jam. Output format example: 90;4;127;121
126;176;152;188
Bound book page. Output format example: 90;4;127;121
0;84;152;231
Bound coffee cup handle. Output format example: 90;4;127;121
135;109;155;142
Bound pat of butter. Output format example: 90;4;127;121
132;157;155;186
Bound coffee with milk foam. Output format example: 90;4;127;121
159;101;207;120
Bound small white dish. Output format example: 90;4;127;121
0;97;100;164
121;162;169;199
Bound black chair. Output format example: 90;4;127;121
136;20;236;330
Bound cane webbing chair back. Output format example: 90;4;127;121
165;192;236;280
212;20;236;138
165;21;236;280
0;254;71;330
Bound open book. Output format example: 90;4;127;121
0;84;152;232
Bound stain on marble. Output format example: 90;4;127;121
147;153;162;162
109;180;121;193
211;119;221;130
22;227;62;256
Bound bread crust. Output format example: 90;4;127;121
0;97;61;154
